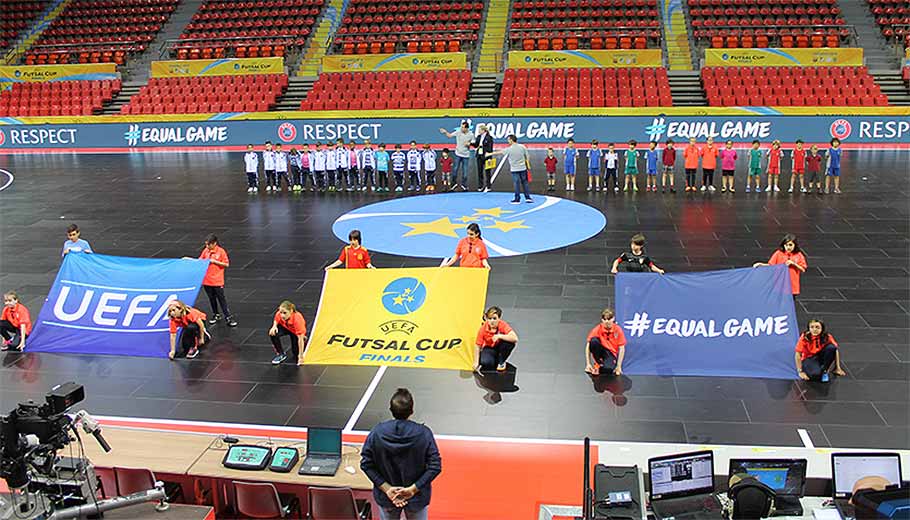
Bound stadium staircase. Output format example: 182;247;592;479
274;77;317;110
100;81;144;114
2;0;72;65
476;0;510;74
872;71;910;105
661;0;694;71
838;1;901;71
464;73;500;108
122;0;206;82
296;0;346;77
668;71;706;106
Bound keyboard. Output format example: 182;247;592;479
653;496;722;519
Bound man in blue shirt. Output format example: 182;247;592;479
361;388;441;520
62;224;93;257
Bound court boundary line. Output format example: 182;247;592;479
343;364;387;433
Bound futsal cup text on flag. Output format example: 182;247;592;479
304;267;489;370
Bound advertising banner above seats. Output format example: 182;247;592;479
1;114;907;150
149;57;284;78
507;50;663;69
704;48;864;67
0;64;118;86
321;52;468;72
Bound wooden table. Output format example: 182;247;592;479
81;426;216;476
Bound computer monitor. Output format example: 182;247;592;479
832;453;902;499
649;450;715;500
728;459;807;496
307;427;342;457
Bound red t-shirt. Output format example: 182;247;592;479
544;156;557;173
169;307;206;333
339;245;371;269
274;310;307;336
440;156;453;173
475;320;513;348
796;333;838;360
806;154;823;173
455;237;489;268
2;303;32;335
768;148;782;173
792;148;806;173
701;145;718;170
662;147;676;166
587;322;627;357
768;250;807;295
199;246;229;287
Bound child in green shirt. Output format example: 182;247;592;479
746;139;762;193
623;140;640;192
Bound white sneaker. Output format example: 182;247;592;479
773;185;780;192
700;186;706;192
708;185;716;192
765;186;772;192
266;186;273;192
788;187;794;193
483;187;491;193
800;187;807;193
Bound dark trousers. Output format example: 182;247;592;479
301;167;314;189
702;169;714;186
393;171;404;188
453;155;469;186
290;165;302;186
336;168;347;188
180;323;200;355
476;155;491;189
203;285;231;317
270;324;300;360
685;168;697;186
0;320;24;345
245;172;258;188
407;171;420;189
361;166;375;187
511;170;531;200
589;337;618;370
327;169;336;188
264;170;276;188
276;170;290;188
378;170;389;188
425;168;436;187
347;167;359;188
479;340;516;371
314;170;326;189
802;344;837;380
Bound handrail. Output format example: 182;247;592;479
509;25;658;34
692;23;857;38
158;34;301;59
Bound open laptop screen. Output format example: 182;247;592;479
832;453;902;499
307;427;342;457
649;451;715;500
729;459;807;496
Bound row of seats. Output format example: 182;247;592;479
335;0;482;50
708;33;844;48
513;0;658;8
702;66;889;106
0;79;121;116
515;34;654;50
24;49;130;65
510;0;659;48
173;44;288;60
301;70;470;111
0;0;50;51
122;74;287;115
339;39;462;54
499;67;672;108
869;0;909;40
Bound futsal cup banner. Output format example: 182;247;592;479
27;253;208;358
321;52;467;72
304;267;488;370
704;48;864;67
150;57;284;78
507;49;663;69
615;265;799;379
0;64;117;85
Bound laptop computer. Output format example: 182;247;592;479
729;458;807;516
298;427;343;476
648;450;723;520
831;452;902;520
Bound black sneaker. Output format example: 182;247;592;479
186;347;199;359
510;199;521;204
226;316;238;327
208;314;221;325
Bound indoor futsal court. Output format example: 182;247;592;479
1;147;907;452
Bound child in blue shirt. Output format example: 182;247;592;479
406;140;422;192
563;138;577;192
825;138;842;194
62;224;93;257
376;143;390;192
391;144;406;192
645;141;660;192
586;139;602;192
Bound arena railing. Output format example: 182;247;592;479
21;41;143;64
691;24;858;49
159;34;303;61
328;28;478;56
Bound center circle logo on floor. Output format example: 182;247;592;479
277;122;297;142
381;277;427;315
829;119;852;140
332;193;606;258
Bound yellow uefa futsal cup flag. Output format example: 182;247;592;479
303;267;489;370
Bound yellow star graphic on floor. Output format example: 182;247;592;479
456;215;478;223
473;207;513;218
401;217;463;237
487;219;531;232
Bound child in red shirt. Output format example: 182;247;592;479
167;301;207;359
439;148;454;191
795;319;844;382
474;306;519;372
585;308;627;376
197;234;237;327
269;300;307;365
441;223;490;269
788;139;807;194
805;145;823;193
1;291;31;351
661;139;677;193
766;139;783;192
753;233;807;296
326;230;375;270
544;147;558;193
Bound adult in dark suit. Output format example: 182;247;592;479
473;124;494;192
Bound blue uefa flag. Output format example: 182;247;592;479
27;253;208;358
615;265;799;379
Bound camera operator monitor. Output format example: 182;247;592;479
728;459;807;496
832;453;902;499
222;445;272;471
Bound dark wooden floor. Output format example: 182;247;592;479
0;149;907;449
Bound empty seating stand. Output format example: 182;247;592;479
0;79;121;116
300;70;471;110
688;0;849;49
24;0;178;65
499;67;672;108
333;0;481;55
702;66;889;106
175;0;323;59
121;74;288;114
868;0;910;45
510;0;661;51
1;0;51;52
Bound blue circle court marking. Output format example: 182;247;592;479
381;277;427;315
332;192;606;258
